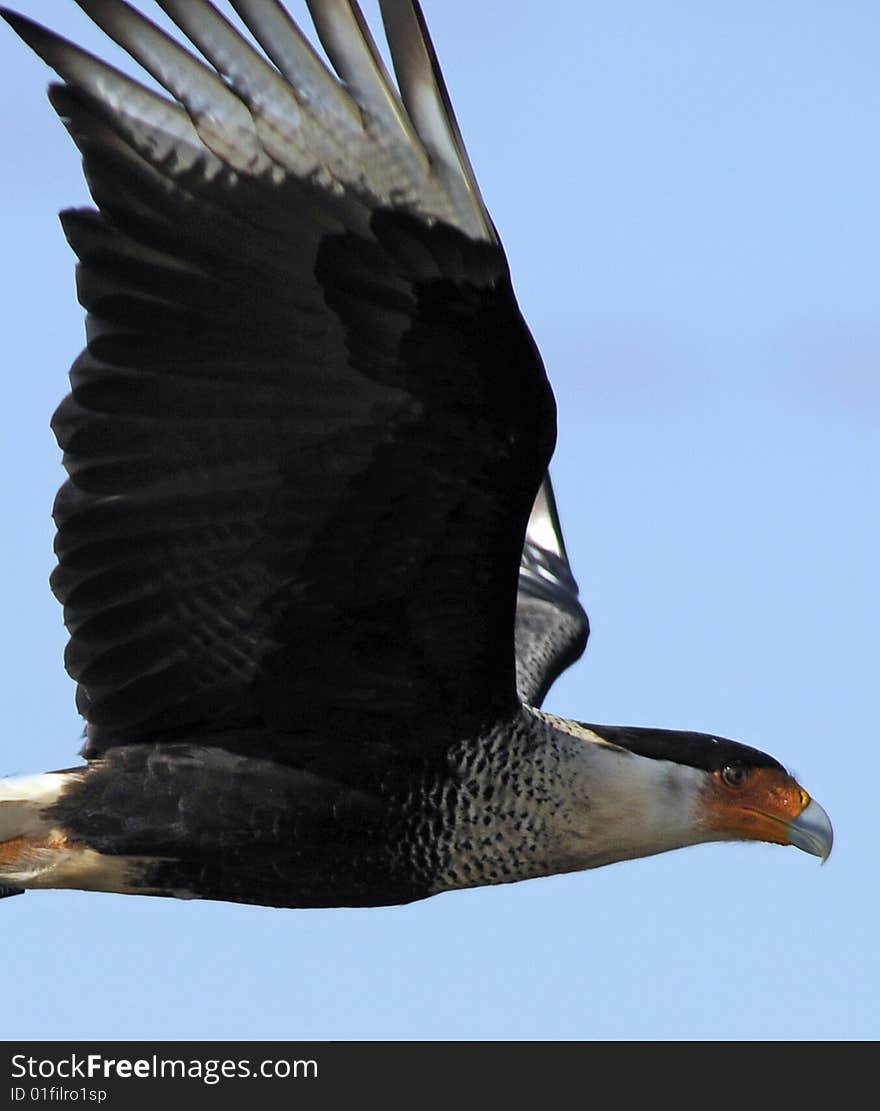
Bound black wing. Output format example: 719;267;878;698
4;0;559;763
516;476;589;707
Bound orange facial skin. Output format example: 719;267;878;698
698;765;813;847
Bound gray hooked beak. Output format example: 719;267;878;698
788;798;834;862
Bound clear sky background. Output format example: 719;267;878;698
0;1;876;1040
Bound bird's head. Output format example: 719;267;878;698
584;724;833;862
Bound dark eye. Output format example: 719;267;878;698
721;763;749;788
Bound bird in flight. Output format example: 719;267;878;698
0;1;831;908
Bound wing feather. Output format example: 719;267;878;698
3;2;576;766
516;478;589;707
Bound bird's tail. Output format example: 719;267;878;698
0;771;82;895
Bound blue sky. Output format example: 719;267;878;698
0;1;876;1040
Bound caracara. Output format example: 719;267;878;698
0;1;831;908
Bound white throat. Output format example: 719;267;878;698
535;712;708;870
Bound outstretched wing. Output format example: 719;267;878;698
4;0;558;762
516;476;589;707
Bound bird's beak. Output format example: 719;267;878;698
786;797;833;862
701;768;833;862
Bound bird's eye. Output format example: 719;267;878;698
721;763;749;788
